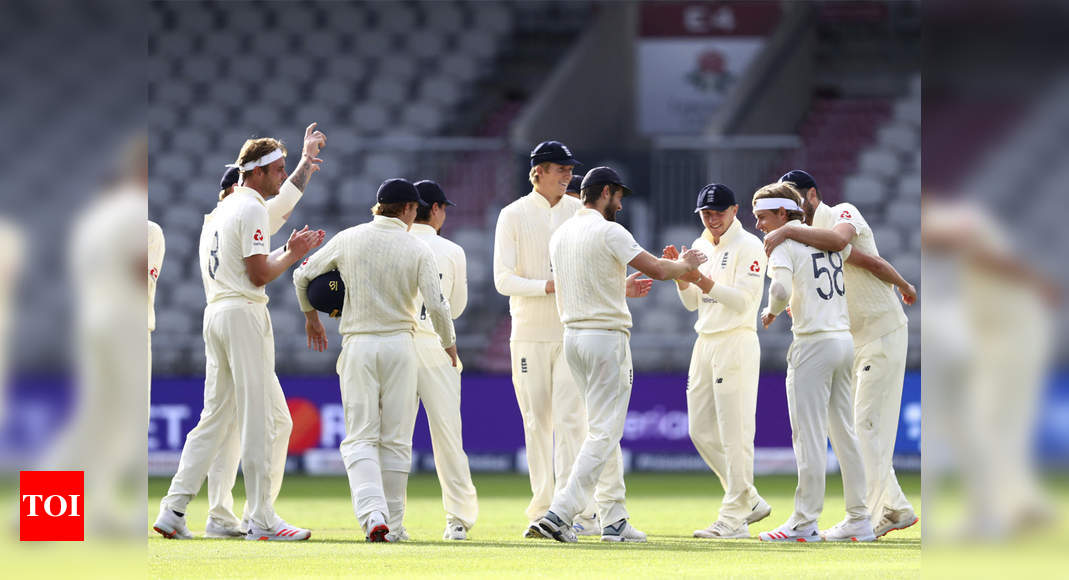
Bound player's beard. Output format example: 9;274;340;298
603;206;617;221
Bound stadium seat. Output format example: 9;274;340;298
842;175;886;207
858;148;901;180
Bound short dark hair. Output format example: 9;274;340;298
580;184;620;205
415;201;442;223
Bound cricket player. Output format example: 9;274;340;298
295;178;457;543
410;179;479;540
765;169;918;537
565;175;583;199
750;182;873;542
148;219;164;390
661;183;770;539
494;140;619;537
200;133;333;539
153;126;327;542
535;166;704;543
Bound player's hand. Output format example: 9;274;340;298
626;271;653;298
305;312;328;352
545;279;555;294
445;344;459;367
680;246;707;270
287;226;325;257
761;309;776;328
662;244;679;260
302;122;327;160
764;224;793;256
897;282;917;305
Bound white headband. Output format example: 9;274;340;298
226;148;285;172
753;197;801;213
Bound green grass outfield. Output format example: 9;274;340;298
149;472;920;578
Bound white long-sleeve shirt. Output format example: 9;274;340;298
293;216;455;348
148;220;165;332
493;191;581;341
266;180;302;236
675;219;766;335
410;223;468;338
812;202;907;346
550;209;644;334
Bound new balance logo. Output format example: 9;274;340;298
720;252;729;268
521;358;527;373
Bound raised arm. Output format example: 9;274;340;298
267;122;327;233
493;210;552;296
628;248;706;281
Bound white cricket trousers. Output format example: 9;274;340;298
785;331;869;528
548;329;632;526
414;335;479;529
852;323;912;522
511;340;625;524
686;329;762;528
337;332;419;534
162;299;292;530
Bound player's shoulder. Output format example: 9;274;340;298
498;196;528;217
832;202;865;222
736;227;764;250
438;235;465;256
148;219;163;236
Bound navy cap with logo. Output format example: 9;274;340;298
694;183;737;213
779;169;818;192
580;166;633;197
377;178;428;206
530;140;581;167
307;270;345;317
220;166;240;190
566;175;583;195
414;180;456;207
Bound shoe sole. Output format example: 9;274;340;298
537;521;572;543
367;525;389;543
746;504;772;525
248;532;311;541
523;526;547;539
694;532;749;539
875;516;919;539
153;526;183;539
824;534;876;542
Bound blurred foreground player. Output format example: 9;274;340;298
535;167;703;543
154;128;326;542
295;179;456;542
767;170;918;537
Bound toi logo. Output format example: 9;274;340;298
19;471;84;541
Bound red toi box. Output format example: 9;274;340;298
19;471;84;541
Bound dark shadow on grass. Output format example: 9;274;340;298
299;536;920;551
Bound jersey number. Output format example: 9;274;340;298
207;231;220;280
811;251;845;300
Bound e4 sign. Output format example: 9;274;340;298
20;471;84;541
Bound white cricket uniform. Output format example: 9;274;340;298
410;223;479;529
812;202;912;519
675;219;767;528
545;208;643;526
148;219;164;383
766;222;869;528
494;191;616;524
161;186;293;532
201;180;308;531
294;215;455;534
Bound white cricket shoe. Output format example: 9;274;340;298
443;519;468;541
365;511;389;543
204;517;244;538
874;507;918;538
601;519;647;543
153;506;193;540
694;520;749;539
573;513;600;536
758;522;822;542
385;526;410;542
535;511;578;543
821;517;876;542
245;519;311;541
746;497;772;525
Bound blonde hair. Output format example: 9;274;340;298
372;201;410;218
528;162;552;186
752;182;805;222
235;137;286;175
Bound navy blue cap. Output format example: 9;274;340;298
307;270;345;317
530;140;581;167
414;180;456;207
566;175;583;194
779;169;818;192
220;166;240;190
694;183;737;213
377;178;428;206
580;166;633;197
